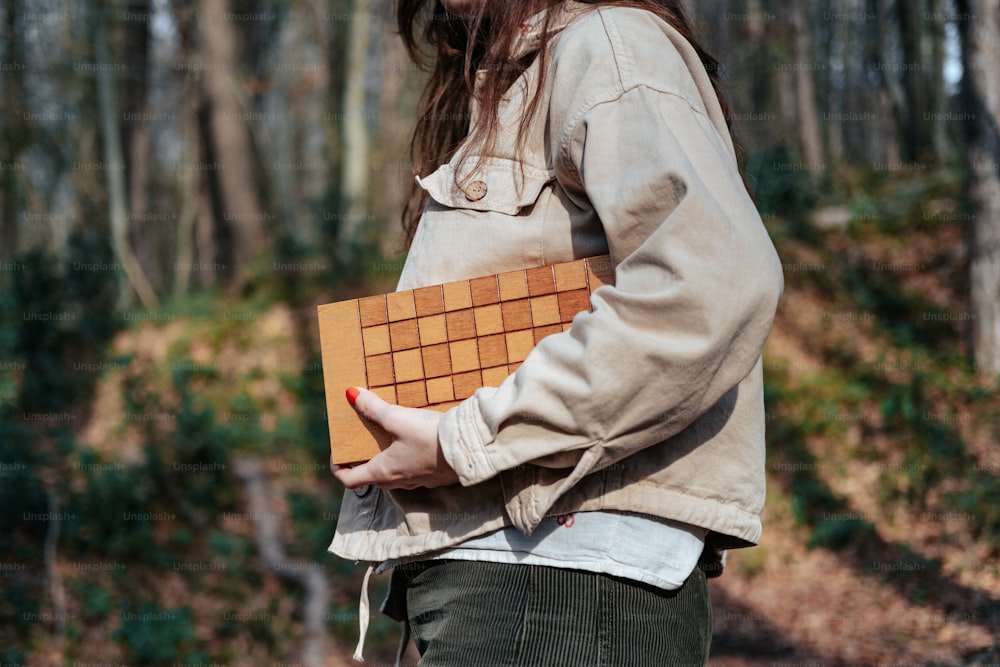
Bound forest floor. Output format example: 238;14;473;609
697;197;1000;666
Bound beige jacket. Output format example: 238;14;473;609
330;1;784;566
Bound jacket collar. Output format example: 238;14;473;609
511;1;595;60
469;2;593;125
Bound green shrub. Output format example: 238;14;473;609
745;144;819;218
70;579;113;621
113;602;197;663
808;517;875;550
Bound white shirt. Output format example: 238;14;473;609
381;510;707;591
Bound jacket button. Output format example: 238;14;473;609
465;180;488;201
353;485;373;498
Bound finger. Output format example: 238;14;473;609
349;387;406;435
347;386;381;422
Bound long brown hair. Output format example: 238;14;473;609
396;0;736;249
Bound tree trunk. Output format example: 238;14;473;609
880;89;902;167
123;0;154;288
959;0;1000;374
0;0;28;261
878;0;908;166
174;74;201;295
925;0;950;161
337;0;375;253
743;0;773;147
894;0;933;161
266;17;306;250
745;0;766;40
289;6;328;249
172;3;203;293
863;0;886;164
196;171;218;290
825;5;843;166
94;14;158;310
200;0;267;292
374;4;413;254
791;0;825;176
707;0;730;69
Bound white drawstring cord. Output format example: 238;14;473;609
353;563;375;662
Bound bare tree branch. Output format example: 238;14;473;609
95;12;159;309
233;457;330;667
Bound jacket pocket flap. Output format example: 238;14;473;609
416;157;552;215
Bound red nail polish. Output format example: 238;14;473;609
346;387;361;405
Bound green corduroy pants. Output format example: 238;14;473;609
398;559;712;667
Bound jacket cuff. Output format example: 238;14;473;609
438;393;499;486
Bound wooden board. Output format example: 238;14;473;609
317;255;614;465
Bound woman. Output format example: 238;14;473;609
331;0;783;664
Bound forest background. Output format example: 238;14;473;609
1;0;999;665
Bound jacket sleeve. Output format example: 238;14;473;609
437;82;784;488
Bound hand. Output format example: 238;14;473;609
331;387;460;490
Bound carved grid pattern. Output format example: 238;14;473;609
318;255;612;463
